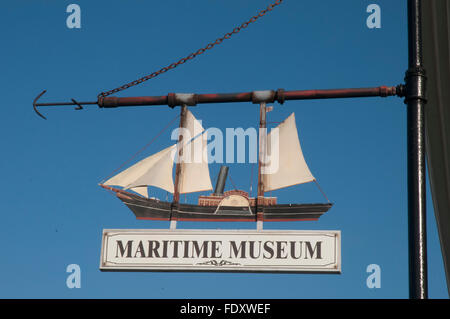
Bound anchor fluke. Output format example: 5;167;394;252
33;90;48;120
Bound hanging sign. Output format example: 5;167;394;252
100;229;341;273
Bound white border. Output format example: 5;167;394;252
100;229;341;273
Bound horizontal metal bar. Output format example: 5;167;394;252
96;85;404;108
34;85;405;114
283;87;397;100
35;101;98;107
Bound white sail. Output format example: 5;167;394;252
104;144;177;194
262;113;315;192
130;186;148;198
178;110;213;194
184;109;204;143
104;109;212;197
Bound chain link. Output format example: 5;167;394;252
98;0;283;98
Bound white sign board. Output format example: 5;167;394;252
100;229;341;273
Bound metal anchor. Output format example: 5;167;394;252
33;90;98;120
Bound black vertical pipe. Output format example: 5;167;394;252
405;0;428;299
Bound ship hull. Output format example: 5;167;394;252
107;187;332;222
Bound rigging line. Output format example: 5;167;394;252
100;114;180;183
313;179;331;203
228;172;238;191
98;0;284;98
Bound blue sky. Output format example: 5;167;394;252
0;0;448;298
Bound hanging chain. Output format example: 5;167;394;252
98;0;284;98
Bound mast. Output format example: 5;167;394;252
258;102;267;197
173;104;187;205
257;102;267;228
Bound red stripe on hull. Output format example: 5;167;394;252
263;218;318;222
137;217;256;222
176;218;256;222
136;217;317;222
136;217;170;221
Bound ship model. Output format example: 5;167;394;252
100;103;332;222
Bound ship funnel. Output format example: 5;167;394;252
214;166;229;195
